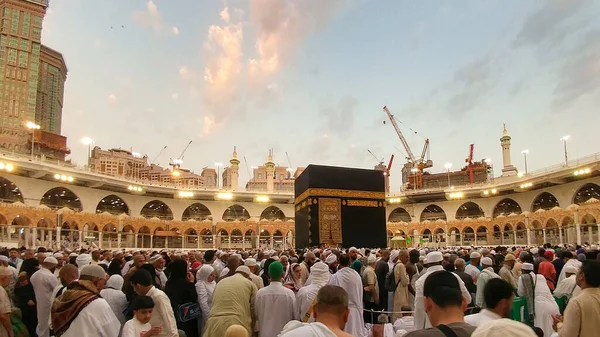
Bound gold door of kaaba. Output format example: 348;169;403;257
318;198;342;245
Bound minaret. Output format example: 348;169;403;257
265;149;275;193
500;124;518;176
229;146;240;191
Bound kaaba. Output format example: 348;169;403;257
294;164;387;248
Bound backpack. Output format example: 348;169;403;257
384;264;400;292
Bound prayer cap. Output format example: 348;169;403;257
268;262;284;279
472;318;537;337
80;264;106;279
522;263;534;271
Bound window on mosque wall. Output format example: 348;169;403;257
32;27;41;40
18;52;27;68
9;37;16;48
19;39;28;51
10;11;19;35
33;16;41;26
3;8;10;17
0;19;8;33
7;49;16;66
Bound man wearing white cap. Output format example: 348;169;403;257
51;265;120;337
0;256;16;299
52;252;65;278
475;257;500;308
244;258;264;290
297;262;331;322
363;254;379;323
414;251;472;329
553;265;581;300
517;262;559;337
149;254;167;289
466;252;481;283
30;256;58;337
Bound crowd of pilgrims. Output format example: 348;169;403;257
0;243;597;337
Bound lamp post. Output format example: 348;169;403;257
81;137;94;170
521;150;529;175
215;162;223;189
26;121;40;161
444;163;452;188
561;136;569;167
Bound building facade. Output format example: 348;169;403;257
0;150;598;250
36;44;66;134
0;0;67;160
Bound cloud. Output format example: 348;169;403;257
552;29;600;110
132;1;179;36
179;66;191;80
199;2;346;136
320;96;359;139
108;94;117;102
201;7;244;133
171;93;179;100
247;0;344;80
514;0;588;47
445;54;499;117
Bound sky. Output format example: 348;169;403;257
40;0;600;190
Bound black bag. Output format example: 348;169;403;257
176;302;201;323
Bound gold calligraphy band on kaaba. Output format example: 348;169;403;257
294;188;385;204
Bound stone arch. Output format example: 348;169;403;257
182;203;212;221
273;230;284;237
545;218;560;245
199;228;213;247
420;204;447;222
245;229;255;236
448;226;460;245
0;214;7;225
11;215;31;227
259;229;271;246
260;206;286;221
561;216;574;227
218;228;228;236
476;226;488;244
222;204;250;222
462;226;475;245
122;224;135;233
531;192;560;212
96;195;130;215
138;226;151;234
388;207;412;223
492;198;522;218
581;214;597;224
41;187;83;211
231;229;243;236
456;202;485;219
200;228;212;236
531;220;542;229
0;176;24;203
422;228;433;243
573;183;600;205
36;218;53;228
140;200;173;220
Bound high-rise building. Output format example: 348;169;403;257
0;0;47;151
0;0;68;160
36;44;66;134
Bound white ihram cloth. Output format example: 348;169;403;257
557;259;581;284
58;298;121;337
413;265;472;330
30;267;58;337
408;264;420;309
328;267;368;337
100;275;128;324
518;272;559;337
475;268;500;308
256;281;296;337
553;274;581;300
464;308;502;327
278;321;337;337
296;262;330;322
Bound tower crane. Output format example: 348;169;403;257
169;140;192;175
383;106;432;189
466;143;474;184
285;151;295;178
151;145;167;165
243;156;251;179
367;150;384;166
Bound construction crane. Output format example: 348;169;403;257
367;150;384;166
151;145;167;165
169;140;192;175
285;151;295;178
466;143;474;184
383;106;432;189
243;156;251;179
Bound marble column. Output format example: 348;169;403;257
99;232;104;248
513;231;517;245
526;228;531;246
134;234;138;248
597;224;600;243
78;230;83;249
501;232;504;245
542;229;547;244
559;226;563;245
589;226;593;244
150;235;154;249
576;224;582;245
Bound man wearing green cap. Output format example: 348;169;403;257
256;261;296;337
